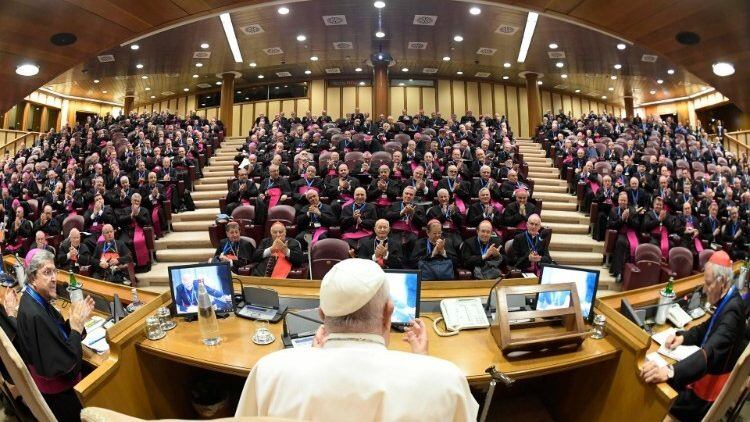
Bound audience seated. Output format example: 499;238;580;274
211;222;255;273
461;220;505;279
251;222;304;277
509;214;552;275
116;193;151;271
295;190;336;249
357;219;404;269
55;228;91;272
409;220;459;279
93;224;133;284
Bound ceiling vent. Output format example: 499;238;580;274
476;47;497;55
97;54;115;63
166;73;180;78
422;68;438;74
641;54;658;62
322;15;347;26
114;75;130;80
161;91;175;96
548;51;565;59
333;42;353;50
196;83;212;89
495;24;519;36
193;51;211;59
263;47;284;55
240;24;264;35
554;85;568;89
413;15;437;26
325;68;341;74
475;72;491;78
408;41;427;49
276;71;292;77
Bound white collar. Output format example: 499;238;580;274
323;333;386;349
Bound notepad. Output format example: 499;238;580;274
657;344;700;361
646;352;669;368
651;328;677;346
82;325;110;354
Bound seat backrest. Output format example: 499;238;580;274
26;198;39;220
62;214;85;238
623;260;663;291
383;141;402;154
0;329;56;422
370;151;392;169
344;151;364;170
310;239;350;279
692;161;705;172
318;150;332;170
594;161;611;175
394;133;410;145
239;236;257;249
668;247;693;278
702;343;750;422
504;239;514;255
265;205;296;235
698;249;715;270
231;205;256;223
635;243;662;263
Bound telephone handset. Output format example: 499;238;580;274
667;304;692;328
433;298;490;337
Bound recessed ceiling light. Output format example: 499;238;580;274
614;64;622;70
145;87;151;91
355;67;362;72
195;63;203;67
359;81;366;85
258;75;264;79
502;76;509;80
310;56;319;61
549;43;558;49
102;90;107;93
601;95;607;99
517;12;539;63
617;43;626;50
398;82;405;86
453;35;463;42
375;31;385;38
574;89;581;93
657;79;664;84
712;62;735;77
216;81;222;85
561;74;568;78
650;90;656;94
16;63;39;76
442;56;451;61
150;95;156;99
192;74;199;78
236;90;241;94
608;87;614;91
555;62;564;68
200;43;210;49
249;62;257;67
537;80;543;85
93;79;100;83
296;34;307;42
304;70;312;74
277;6;289;15
457;71;463;75
184;88;190;92
374;1;386;8
469;6;481;15
402;67;408;72
503;62;511;68
219;13;243;63
245;97;249;100
667;69;675;75
610;75;617;80
136;64;144;69
130;44;139;50
141;75;148;79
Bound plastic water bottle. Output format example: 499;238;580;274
197;281;221;346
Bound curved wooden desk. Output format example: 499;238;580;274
72;269;736;421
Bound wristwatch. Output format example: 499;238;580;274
666;364;674;379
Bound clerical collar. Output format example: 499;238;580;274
324;333;386;349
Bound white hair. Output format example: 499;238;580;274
707;262;733;285
325;281;390;333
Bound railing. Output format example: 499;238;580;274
0;131;39;156
0;129;28;147
724;130;750;157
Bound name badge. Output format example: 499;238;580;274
381;193;387;199
314;222;321;228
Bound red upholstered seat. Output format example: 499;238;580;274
309;238;350;279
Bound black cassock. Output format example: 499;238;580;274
16;290;85;422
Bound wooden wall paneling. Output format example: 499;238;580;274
232;104;241;137
389;87;404;117
177;97;185;116
281;100;295;115
466;82;479;114
296;98;310;117
541;90;552;115
158;101;166;112
573;96;582;117
421;87;435;115
480;83;493;116
452;81;466;115
519;87;529;138
357;86;372;117
494;84;507;118
186;95;196;114
342;87;356;118
506;86;519;138
310;80;325;114
406;87;420;115
325;87;340;119
552;93;562;114
240;103;253;135
206;107;218;121
253;101;264;122
198;109;206;119
267;100;281;118
437;80;452;117
563;95;573;116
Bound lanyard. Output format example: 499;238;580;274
446;178;455;192
352;203;365;214
305;178;314;188
631;190;639;205
426;239;434;255
223;241;237;255
478;239;490;256
702;286;736;347
25;286;69;340
525;232;538;254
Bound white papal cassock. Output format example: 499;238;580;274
235;333;479;421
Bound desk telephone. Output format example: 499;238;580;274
667;304;693;328
434;298;490;336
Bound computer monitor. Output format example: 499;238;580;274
168;263;234;317
536;264;600;323
384;269;421;327
620;298;645;328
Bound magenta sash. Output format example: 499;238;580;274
28;365;81;395
453;194;466;214
241;199;251;206
491;200;504;213
327;168;337;177
312;226;327;245
687;222;704;252
375;196;391;207
267;187;282;208
341;229;372;240
151;207;163;238
297;185;319;195
164;184;174;200
410;162;418;171
340;194;354;207
392;220;418;235
516;221;527;230
621;228;639;259
563;155;573;164
652;226;669;259
587;180;600;195
132;222;149;266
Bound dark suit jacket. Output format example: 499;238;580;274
339;202;378;233
366;178;400;202
174;281;227;313
503;202;538;227
466;202;503;228
55;240;92;272
385;202;426;230
226;179;259;204
251;237;304;276
408;237;459;268
357;235;404;269
436;178;471;202
509;231;552;271
295;203;336;230
213;238;255;272
461;236;504;270
93;239;133;278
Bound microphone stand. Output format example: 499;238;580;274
484;276;504;319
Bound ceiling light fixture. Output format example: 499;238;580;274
296;34;307;42
150;95;156;99
216;81;222;85
93;79;100;83
359;81;366;85
398;82;405;86
517;12;539;63
549;43;558;49
402;67;408;72
310;56;319;61
657;79;664;84
561;74;568;78
258;75;264;79
192;74;199;78
130;44;139;50
453;35;464;42
16;63;39;76
469;6;481;15
145;87;151;91
650;90;657;94
457;71;463;75
712;62;734;77
304;70;312;75
375;31;385;38
374;1;385;8
601;95;607;99
102;90;108;93
555;62;564;68
277;6;289;15
442;56;451;61
355;67;362;72
503;62;511;68
249;62;257;67
136;64;144;69
200;43;210;49
608;87;614;91
614;64;622;70
219;13;243;63
575;89;581;93
537;81;543;85
502;76;509;80
667;69;675;75
141;75;148;79
195;62;203;67
183;88;189;92
616;43;626;50
611;75;617;80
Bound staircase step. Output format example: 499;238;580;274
523;157;551;164
532;184;568;194
540;201;578;211
171;208;221;222
156;248;216;262
173;220;217;231
191;190;226;200
155;231;212;250
540;210;589;225
528;170;560;179
210;156;238;164
549;234;604;253
544;221;589;235
199;176;232;184
194;183;227;192
531;178;568;187
550;251;602;266
137;262;194;286
533;191;577;203
194;199;220;208
202;170;235;177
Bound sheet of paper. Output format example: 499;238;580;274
658;344;700;361
290;336;314;349
651;328;677;346
522;272;537;279
646;352;669;368
82;326;110;353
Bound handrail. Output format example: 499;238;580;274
0;131;39;156
724;133;750;157
0;129;29;147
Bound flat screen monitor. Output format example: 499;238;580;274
620;298;645;328
384;269;421;326
168;263;234;316
536;264;600;323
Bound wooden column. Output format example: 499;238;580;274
21;102;31;131
623;95;635;119
220;72;235;136
123;96;135;116
39;107;49;132
523;72;542;138
373;62;389;119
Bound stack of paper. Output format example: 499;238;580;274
82;316;110;354
651;328;700;361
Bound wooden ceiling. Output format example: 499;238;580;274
1;0;748;115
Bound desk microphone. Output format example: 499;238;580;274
484;276;504;317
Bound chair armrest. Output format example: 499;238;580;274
604;229;617;254
456;268;473;280
163;200;173;222
188;166;196;182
